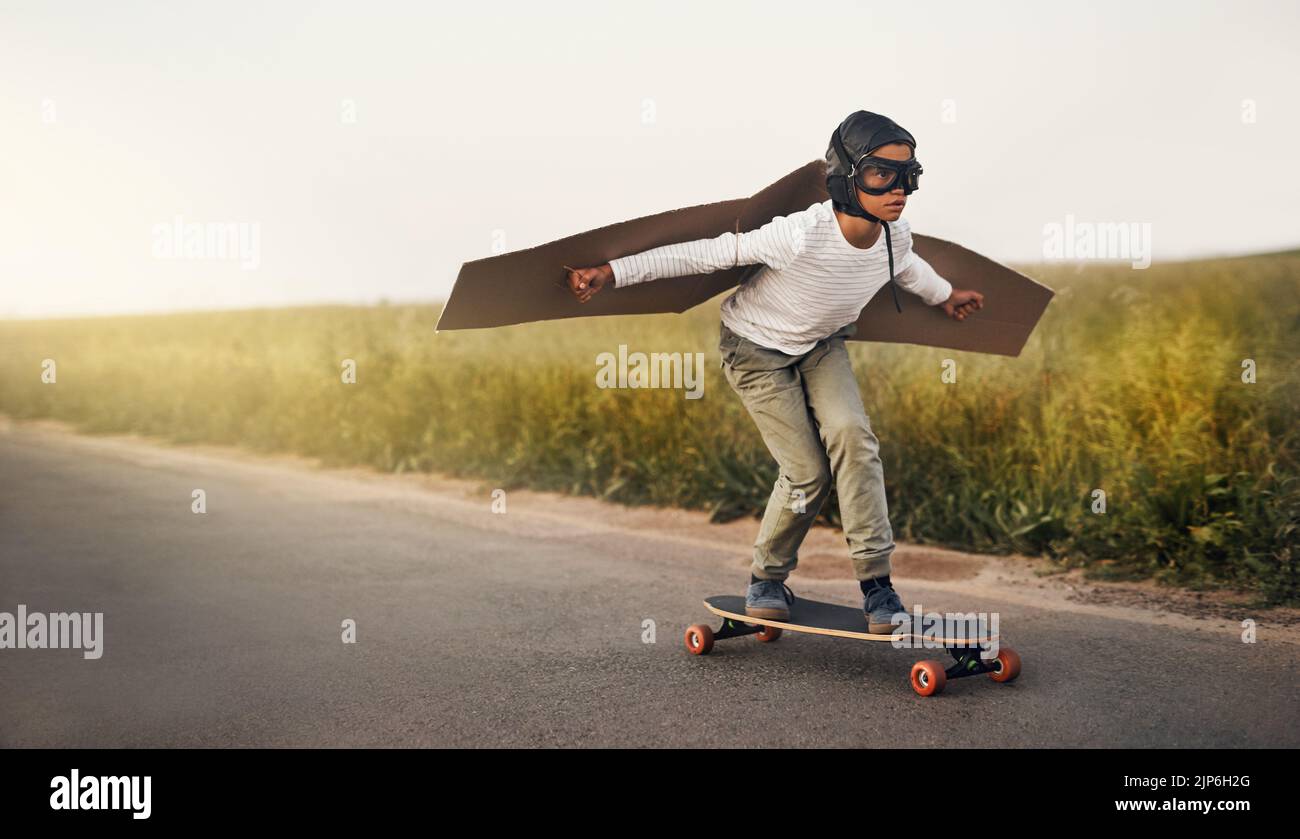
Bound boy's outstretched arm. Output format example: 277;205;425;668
894;250;984;322
566;209;811;303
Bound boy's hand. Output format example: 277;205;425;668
942;289;984;322
565;264;615;303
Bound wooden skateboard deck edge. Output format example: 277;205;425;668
703;599;999;646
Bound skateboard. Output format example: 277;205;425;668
684;593;1021;697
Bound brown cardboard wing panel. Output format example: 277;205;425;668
434;160;828;331
853;234;1057;357
434;201;743;330
435;159;1055;357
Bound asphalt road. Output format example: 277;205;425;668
1;422;1296;747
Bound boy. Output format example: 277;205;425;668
566;111;983;633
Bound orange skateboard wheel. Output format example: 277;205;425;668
755;625;783;643
684;624;714;655
989;646;1021;682
910;660;947;696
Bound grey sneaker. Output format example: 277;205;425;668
863;583;912;634
746;580;795;620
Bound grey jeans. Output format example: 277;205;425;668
719;321;895;582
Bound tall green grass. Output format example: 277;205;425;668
2;251;1297;603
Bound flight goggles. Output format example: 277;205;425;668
853;155;923;195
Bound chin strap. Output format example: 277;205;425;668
883;222;901;313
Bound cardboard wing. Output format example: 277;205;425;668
435;159;1055;356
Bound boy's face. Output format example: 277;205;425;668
854;142;913;222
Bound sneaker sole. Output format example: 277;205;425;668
745;605;790;620
867;617;912;634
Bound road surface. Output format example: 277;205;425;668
1;420;1296;747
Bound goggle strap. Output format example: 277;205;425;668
831;128;854;173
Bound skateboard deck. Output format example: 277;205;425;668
686;593;1022;697
703;595;996;644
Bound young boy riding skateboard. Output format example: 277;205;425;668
566;110;983;633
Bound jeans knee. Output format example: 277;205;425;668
821;414;876;450
780;463;832;495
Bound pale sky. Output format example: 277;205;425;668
2;0;1296;318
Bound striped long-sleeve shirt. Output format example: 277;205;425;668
608;199;953;355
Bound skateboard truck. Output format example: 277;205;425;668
687;616;783;651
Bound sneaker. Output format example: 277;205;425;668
745;579;795;620
863;582;912;634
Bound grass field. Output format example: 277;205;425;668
2;251;1297;604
